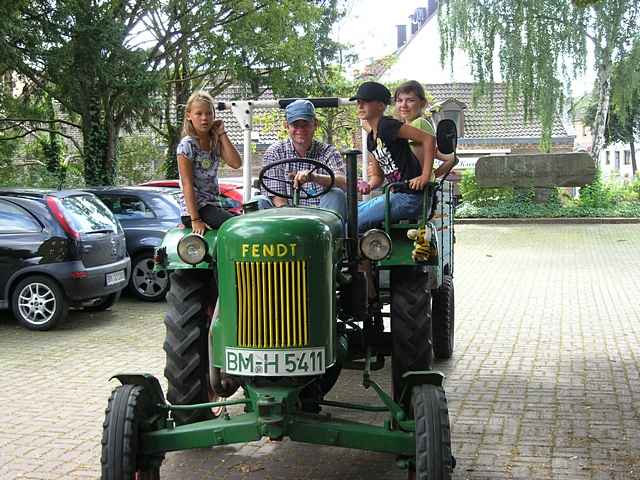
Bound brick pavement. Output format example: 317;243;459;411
1;224;639;479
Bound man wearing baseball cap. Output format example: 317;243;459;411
256;99;347;219
352;81;435;233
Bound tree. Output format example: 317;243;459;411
142;0;343;178
1;1;343;185
584;38;640;176
1;0;160;185
438;0;639;160
609;37;639;176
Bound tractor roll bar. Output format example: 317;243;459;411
215;97;353;111
212;97;365;202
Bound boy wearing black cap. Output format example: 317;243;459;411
351;81;435;232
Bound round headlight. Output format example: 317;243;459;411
360;229;392;261
177;234;208;265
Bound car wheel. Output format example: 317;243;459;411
129;253;169;302
11;275;68;331
84;291;121;312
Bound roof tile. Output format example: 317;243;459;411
424;83;570;140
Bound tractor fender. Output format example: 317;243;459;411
399;370;446;406
110;373;167;407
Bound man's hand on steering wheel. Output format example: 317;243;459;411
288;169;316;188
259;158;335;200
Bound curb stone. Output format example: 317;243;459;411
456;217;640;224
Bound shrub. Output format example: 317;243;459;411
116;136;164;185
629;176;640;200
458;170;514;206
577;169;618;208
454;167;640;218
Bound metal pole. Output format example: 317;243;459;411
218;98;353;111
243;128;252;203
361;128;369;201
242;104;253;203
361;128;368;180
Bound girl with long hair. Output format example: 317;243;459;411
177;90;242;235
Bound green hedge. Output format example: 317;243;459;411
456;170;640;218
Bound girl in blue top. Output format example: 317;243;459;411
178;91;242;235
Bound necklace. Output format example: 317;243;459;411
197;136;213;169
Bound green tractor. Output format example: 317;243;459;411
100;102;457;480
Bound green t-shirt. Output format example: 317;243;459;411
409;116;436;179
410;116;435;143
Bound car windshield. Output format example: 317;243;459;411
169;190;181;205
146;192;181;219
61;194;119;233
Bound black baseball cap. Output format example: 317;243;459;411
350;81;392;105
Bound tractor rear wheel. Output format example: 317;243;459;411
391;267;432;404
410;384;453;480
431;275;454;359
101;384;162;480
163;269;216;425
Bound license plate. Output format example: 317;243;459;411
105;269;126;286
225;347;325;377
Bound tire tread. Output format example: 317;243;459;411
163;269;215;424
432;275;454;359
413;384;452;480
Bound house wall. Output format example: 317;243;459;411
599;142;639;181
573;119;592;153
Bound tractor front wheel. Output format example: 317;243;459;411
163;269;216;425
410;384;453;480
391;267;433;403
101;384;162;480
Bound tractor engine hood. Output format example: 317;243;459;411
216;207;344;264
211;206;343;370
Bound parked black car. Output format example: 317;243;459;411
83;186;180;302
0;189;130;330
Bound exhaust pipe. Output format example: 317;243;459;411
343;149;360;261
210;366;240;397
208;302;240;397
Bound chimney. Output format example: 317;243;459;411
410;18;419;35
396;24;407;49
427;0;438;17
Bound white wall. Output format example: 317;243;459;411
599;142;639;181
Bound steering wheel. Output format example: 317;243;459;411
258;157;335;200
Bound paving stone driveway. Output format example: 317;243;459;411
1;224;640;480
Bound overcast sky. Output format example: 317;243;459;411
334;0;428;69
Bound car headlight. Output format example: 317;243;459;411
360;229;392;261
177;234;208;265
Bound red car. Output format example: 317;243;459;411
139;179;244;215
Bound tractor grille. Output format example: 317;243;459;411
235;260;309;348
